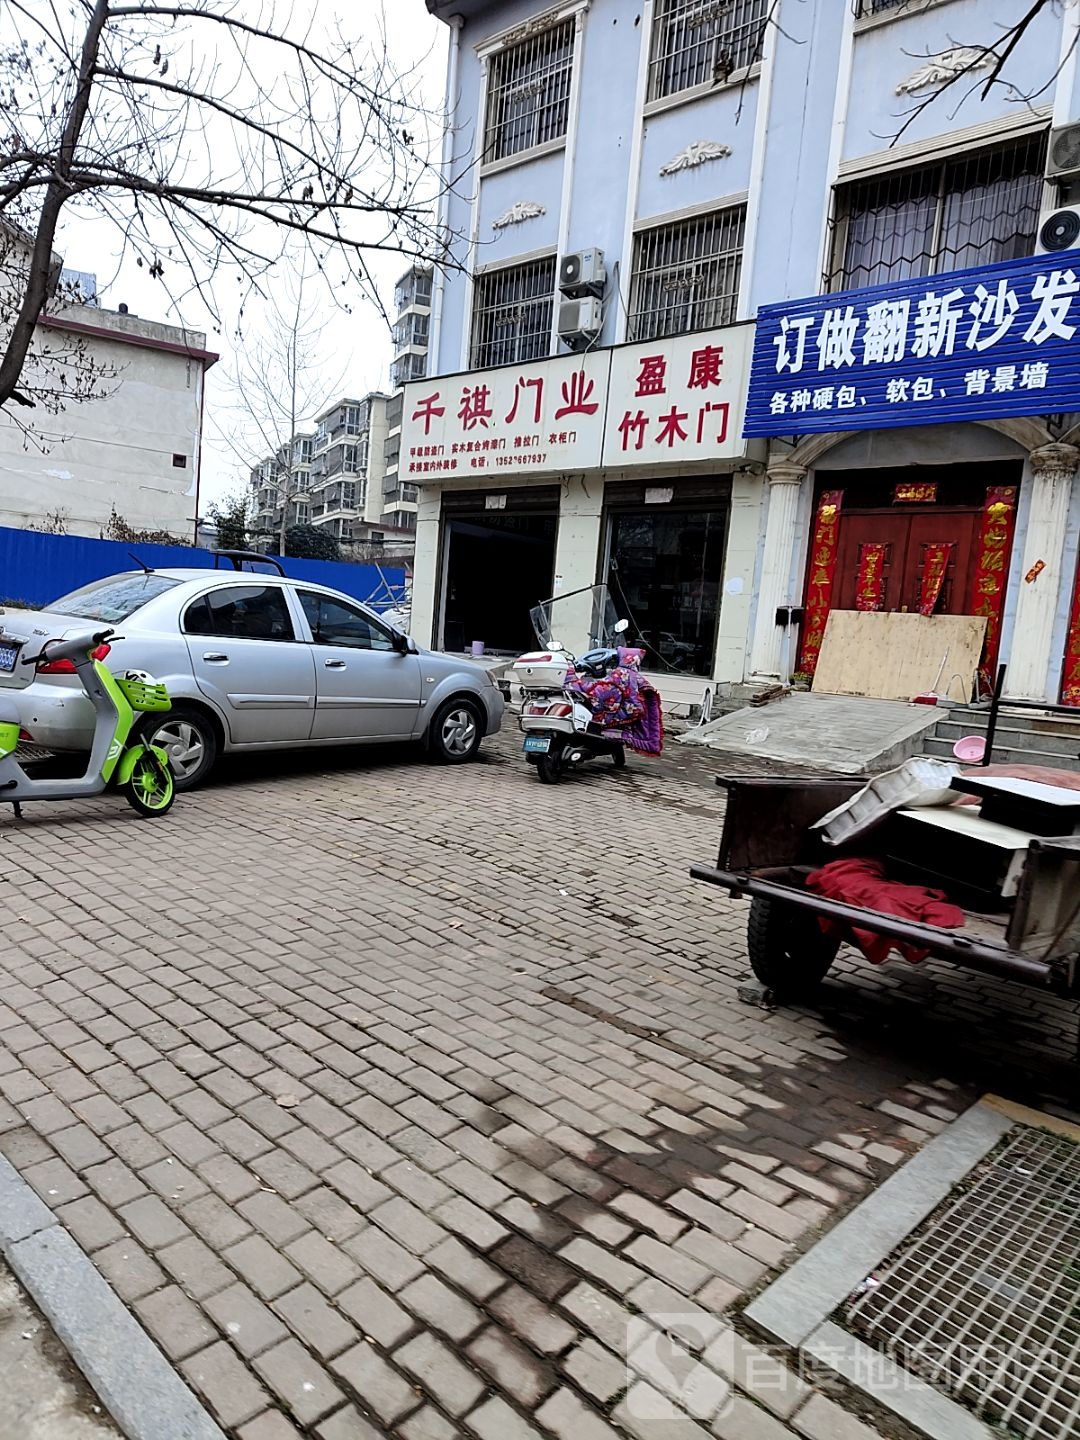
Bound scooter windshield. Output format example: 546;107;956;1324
530;584;622;652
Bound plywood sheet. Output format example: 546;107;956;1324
812;611;987;701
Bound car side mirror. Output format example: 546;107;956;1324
391;631;409;655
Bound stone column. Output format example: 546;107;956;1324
409;486;443;649
1006;442;1080;701
551;475;604;656
749;462;808;679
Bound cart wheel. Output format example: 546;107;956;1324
612;744;626;769
747;896;840;998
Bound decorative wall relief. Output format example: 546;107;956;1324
895;48;991;96
492;202;547;231
659;141;733;177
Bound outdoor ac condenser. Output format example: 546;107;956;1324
559;249;606;298
558;297;603;352
1035;206;1080;254
1047;123;1080;183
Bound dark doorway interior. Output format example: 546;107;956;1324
443;514;557;653
607;506;728;677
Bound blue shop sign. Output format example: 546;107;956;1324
744;251;1080;437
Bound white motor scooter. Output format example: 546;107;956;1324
512;620;630;784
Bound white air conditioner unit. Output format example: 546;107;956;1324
1036;206;1080;255
1048;123;1080;183
558;297;602;352
559;249;606;299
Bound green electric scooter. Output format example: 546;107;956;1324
0;627;175;818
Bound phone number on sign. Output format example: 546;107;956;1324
495;451;549;466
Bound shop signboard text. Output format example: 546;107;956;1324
745;251;1080;436
401;326;753;480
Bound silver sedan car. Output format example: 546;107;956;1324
0;561;503;790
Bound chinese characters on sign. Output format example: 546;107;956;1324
894;482;938;504
399;327;753;480
602;331;751;468
968;486;1018;681
403;353;610;479
745;253;1080;437
855;543;887;612
919;543;954;616
799;491;843;675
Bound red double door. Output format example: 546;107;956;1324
831;507;981;616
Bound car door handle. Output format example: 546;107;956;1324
203;653;229;663
324;659;347;669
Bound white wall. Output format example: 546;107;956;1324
364;396;390;525
0;305;210;541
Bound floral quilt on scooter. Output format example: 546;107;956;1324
571;648;664;756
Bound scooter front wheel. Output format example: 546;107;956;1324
124;750;176;817
536;751;562;784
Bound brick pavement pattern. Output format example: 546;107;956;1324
0;729;1074;1438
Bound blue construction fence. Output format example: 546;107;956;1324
0;525;406;612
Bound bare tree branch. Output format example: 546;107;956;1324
0;0;459;418
885;0;1069;145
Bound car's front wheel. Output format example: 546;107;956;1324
428;698;483;764
139;705;219;791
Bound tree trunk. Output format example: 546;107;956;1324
0;0;111;409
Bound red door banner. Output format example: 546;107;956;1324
1063;576;1080;706
968;485;1018;685
919;542;954;616
799;490;844;674
855;542;887;611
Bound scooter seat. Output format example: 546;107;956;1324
0;697;20;727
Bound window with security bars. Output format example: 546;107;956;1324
628;208;746;343
855;0;911;15
484;20;575;163
649;0;768;100
829;134;1048;290
470;257;557;368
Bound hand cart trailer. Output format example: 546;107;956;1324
690;774;1080;1003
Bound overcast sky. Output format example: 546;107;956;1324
53;2;448;509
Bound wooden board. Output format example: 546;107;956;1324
812;611;987;701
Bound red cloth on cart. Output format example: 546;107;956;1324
805;857;965;966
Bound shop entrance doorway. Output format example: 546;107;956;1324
801;462;1022;680
832;509;982;616
439;490;558;654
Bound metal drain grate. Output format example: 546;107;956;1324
845;1126;1080;1440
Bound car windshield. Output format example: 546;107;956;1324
50;573;180;623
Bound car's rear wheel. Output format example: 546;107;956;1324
428;698;483;764
139;706;219;791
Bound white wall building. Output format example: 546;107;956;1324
0;302;216;541
403;0;1080;713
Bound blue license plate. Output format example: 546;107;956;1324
0;643;18;673
523;735;551;754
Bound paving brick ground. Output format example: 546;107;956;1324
0;727;1077;1439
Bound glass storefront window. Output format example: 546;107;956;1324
606;506;727;678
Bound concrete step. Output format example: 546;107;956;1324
932;719;1080;758
680;692;941;774
937;707;1080;743
922;735;1080;771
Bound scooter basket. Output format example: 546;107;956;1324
116;675;171;712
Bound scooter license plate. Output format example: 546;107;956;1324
523;735;551;754
0;643;19;673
